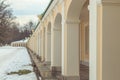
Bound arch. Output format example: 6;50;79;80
80;1;89;23
51;13;62;71
66;0;87;20
54;13;62;28
48;22;51;31
64;0;89;79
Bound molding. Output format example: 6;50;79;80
43;61;51;65
102;1;120;6
51;66;61;72
66;20;80;24
62;76;80;80
53;27;61;31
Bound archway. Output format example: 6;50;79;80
51;13;62;72
63;0;89;79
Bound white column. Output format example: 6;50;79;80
40;35;42;58
38;32;41;56
31;38;33;51
62;20;80;79
33;36;36;53
51;27;61;70
36;36;38;54
89;0;98;80
45;31;51;62
41;30;45;61
34;35;37;54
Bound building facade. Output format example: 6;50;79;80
27;0;120;80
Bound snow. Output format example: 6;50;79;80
0;46;37;80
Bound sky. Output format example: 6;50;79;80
6;0;51;27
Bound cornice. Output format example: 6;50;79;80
102;1;120;6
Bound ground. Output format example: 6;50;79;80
0;46;37;80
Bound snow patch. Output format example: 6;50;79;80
0;46;37;80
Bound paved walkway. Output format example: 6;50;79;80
80;64;89;80
28;49;58;80
28;48;89;80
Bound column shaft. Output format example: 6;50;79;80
41;31;45;61
51;28;62;71
62;21;80;80
45;32;51;62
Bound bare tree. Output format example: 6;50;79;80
0;0;16;44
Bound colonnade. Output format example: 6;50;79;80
11;42;26;47
27;0;120;80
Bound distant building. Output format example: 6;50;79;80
11;39;28;47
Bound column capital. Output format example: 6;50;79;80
102;0;120;6
53;27;61;31
66;19;80;24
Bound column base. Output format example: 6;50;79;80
36;55;41;61
41;57;45;62
51;66;61;72
62;76;80;80
44;61;51;64
80;61;89;66
43;61;51;67
51;66;61;76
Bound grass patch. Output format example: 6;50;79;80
7;69;32;75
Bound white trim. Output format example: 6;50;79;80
66;20;80;24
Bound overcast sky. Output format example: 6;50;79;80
7;0;51;26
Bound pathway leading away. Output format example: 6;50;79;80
0;46;37;80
